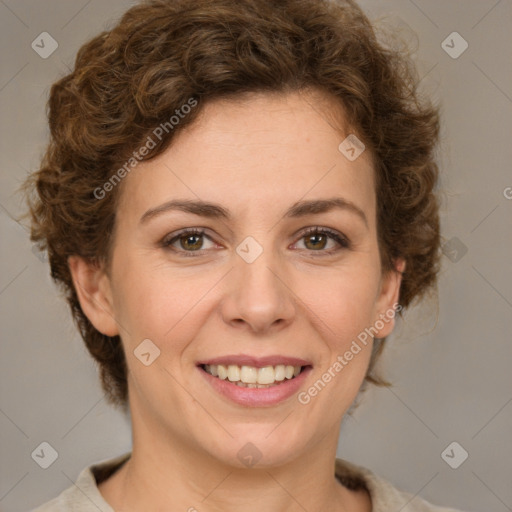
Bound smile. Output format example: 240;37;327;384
202;364;304;388
197;357;313;406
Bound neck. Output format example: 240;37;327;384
100;415;369;512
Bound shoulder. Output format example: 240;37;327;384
30;452;131;512
335;458;467;512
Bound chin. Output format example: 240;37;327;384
199;421;316;470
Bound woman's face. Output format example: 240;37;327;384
79;90;403;468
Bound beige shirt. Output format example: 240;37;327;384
31;452;465;511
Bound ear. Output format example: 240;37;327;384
68;256;119;337
373;258;406;338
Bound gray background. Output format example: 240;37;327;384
1;1;511;511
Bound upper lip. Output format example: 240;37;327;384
197;354;312;368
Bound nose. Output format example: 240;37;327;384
220;247;296;334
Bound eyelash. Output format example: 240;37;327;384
161;226;351;258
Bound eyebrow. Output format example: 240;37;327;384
140;197;368;228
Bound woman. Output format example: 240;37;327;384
25;0;462;510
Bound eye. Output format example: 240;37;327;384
161;226;350;257
293;226;350;254
161;228;217;255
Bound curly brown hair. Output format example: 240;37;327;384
23;0;441;409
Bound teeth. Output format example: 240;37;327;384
274;364;285;381
240;365;258;384
257;366;275;385
204;363;303;385
227;365;240;382
217;364;228;380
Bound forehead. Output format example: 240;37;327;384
117;90;376;226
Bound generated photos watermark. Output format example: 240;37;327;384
94;97;198;200
298;302;403;405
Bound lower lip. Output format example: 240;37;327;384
198;366;312;407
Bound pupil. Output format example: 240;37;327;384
306;234;326;250
182;234;202;250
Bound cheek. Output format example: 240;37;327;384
111;255;217;351
301;264;381;348
297;271;380;405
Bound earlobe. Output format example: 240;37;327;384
374;258;406;338
68;256;119;337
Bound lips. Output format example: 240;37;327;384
196;355;313;406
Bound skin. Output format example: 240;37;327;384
69;88;404;512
